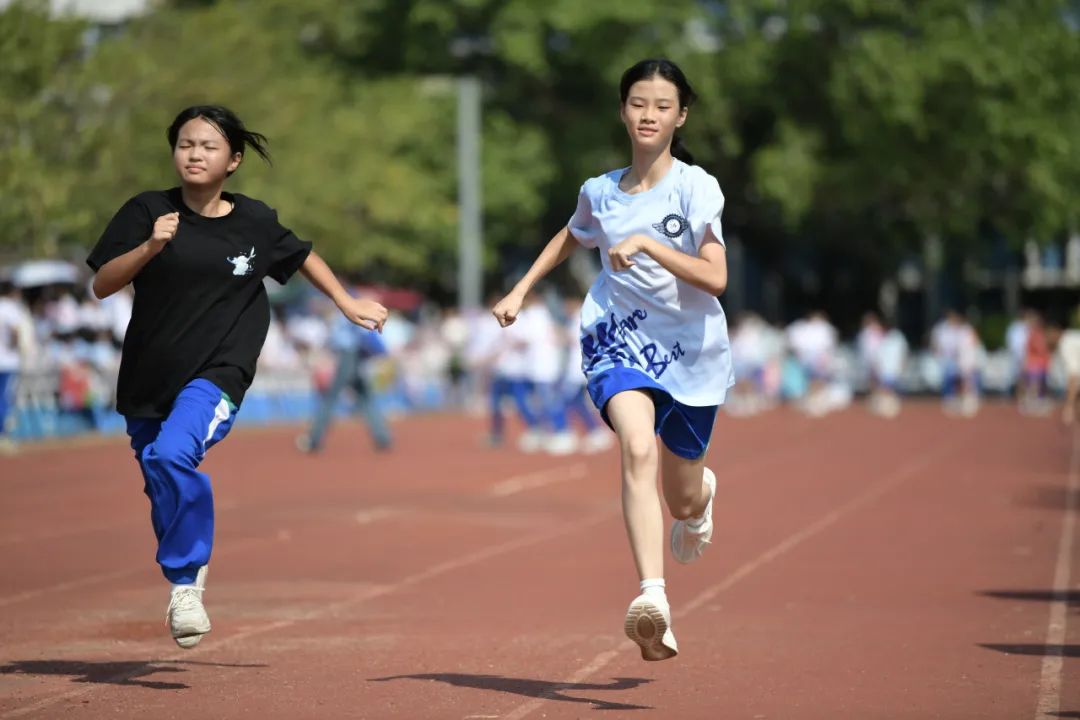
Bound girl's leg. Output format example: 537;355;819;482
658;404;718;565
127;379;235;648
136;380;236;584
660;443;715;566
608;389;679;661
659;446;710;521
606;389;662;581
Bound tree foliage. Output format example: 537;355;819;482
1;0;1077;310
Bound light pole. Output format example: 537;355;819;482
456;75;483;312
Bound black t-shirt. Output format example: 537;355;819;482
87;188;312;418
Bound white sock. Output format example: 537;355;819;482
640;578;666;599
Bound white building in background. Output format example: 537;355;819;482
0;0;151;22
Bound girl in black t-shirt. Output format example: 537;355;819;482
87;105;388;649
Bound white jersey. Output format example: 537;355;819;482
568;159;733;406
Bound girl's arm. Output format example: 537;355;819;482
299;251;388;332
92;212;179;299
492;226;577;327
608;231;727;296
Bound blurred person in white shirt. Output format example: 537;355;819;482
463;297;503;416
258;315;303;372
861;313;908;418
518;294;566;453
552;297;613;454
728;312;774;416
932;310;983;417
0;282;34;450
284;298;332;368
856;312;885;387
440;307;470;410
487;294;542;449
787;311;841;416
1005;309;1032;396
99;285;133;348
1055;308;1080;425
47;286;81;337
77;284;110;336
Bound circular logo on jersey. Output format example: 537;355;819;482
652;213;688;239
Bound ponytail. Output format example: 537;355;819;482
671;135;695;165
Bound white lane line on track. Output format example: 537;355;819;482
1034;428;1079;720
490;463;587;497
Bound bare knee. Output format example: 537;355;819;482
620;434;657;476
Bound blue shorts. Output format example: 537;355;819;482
587;367;717;460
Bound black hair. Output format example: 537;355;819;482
619;59;698;165
166;105;271;174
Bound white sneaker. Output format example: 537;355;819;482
544;431;578;456
167;566;210;648
517;429;545;453
624;593;678;661
671;468;716;564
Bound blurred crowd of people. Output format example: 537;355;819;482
0;281;131;440
726;306;1073;422
1;273;1078;454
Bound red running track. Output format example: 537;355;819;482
0;403;1076;719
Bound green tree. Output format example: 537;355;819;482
690;0;1080;322
4;0;1078;320
0;0;90;258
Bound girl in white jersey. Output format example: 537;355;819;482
493;59;732;661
